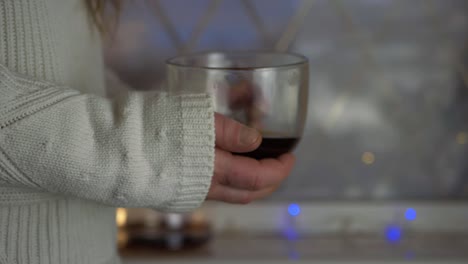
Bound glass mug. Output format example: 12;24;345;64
167;51;309;159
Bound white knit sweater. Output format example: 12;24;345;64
0;0;215;263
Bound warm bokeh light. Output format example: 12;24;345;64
116;208;128;228
456;132;467;145
190;210;208;227
362;152;375;165
117;229;129;249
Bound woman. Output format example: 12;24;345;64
0;0;295;263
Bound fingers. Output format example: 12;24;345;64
215;113;262;153
206;183;280;204
208;148;295;204
214;148;295;191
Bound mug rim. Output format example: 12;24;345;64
166;51;309;71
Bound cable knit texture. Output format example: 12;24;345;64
0;0;215;263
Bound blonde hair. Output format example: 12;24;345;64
84;0;121;34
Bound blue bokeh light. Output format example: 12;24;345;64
283;227;299;241
405;208;417;221
288;250;300;260
288;204;301;217
405;251;415;260
386;225;402;243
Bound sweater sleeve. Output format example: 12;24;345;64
0;63;215;212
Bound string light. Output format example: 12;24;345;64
405;251;415;260
385;225;402;244
405;208;417;221
116;208;128;228
456;132;467;145
288;204;301;217
117;230;129;249
190;210;207;227
288;249;300;260
283;227;299;241
362;152;375;165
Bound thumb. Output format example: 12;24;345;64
215;113;262;153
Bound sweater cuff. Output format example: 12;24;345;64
164;94;215;212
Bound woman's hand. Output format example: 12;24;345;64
206;113;296;204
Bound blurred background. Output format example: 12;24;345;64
104;0;468;263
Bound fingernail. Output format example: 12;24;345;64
240;126;261;146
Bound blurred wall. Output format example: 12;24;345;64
104;0;468;201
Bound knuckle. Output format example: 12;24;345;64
223;120;236;147
250;173;263;191
215;114;223;132
220;190;232;204
240;192;253;204
216;149;234;186
230;124;242;146
221;117;229;141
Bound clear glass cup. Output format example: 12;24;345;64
167;51;309;159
